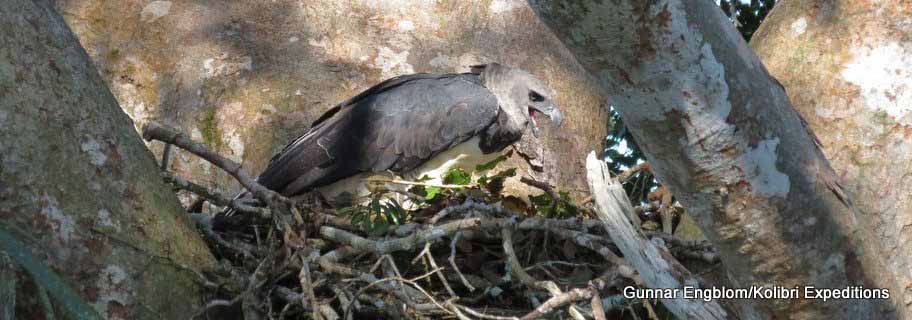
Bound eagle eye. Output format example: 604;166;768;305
529;91;545;102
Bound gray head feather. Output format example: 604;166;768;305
478;63;562;137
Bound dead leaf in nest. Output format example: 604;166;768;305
501;195;531;214
674;212;707;242
641;220;660;231
283;224;306;249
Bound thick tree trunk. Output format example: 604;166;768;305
529;0;895;319
750;1;912;317
54;0;608;201
0;1;215;319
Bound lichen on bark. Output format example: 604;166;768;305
751;0;912;316
0;0;214;318
530;0;896;318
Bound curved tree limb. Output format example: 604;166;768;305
530;0;896;317
142;122;290;209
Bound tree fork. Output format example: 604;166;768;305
530;0;896;318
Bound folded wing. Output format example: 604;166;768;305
256;73;500;197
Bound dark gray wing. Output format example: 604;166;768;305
256;73;500;196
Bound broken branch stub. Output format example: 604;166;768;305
141;122;290;211
585;152;730;319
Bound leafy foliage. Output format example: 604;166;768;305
719;0;777;42
423;185;442;201
602;106;657;204
340;152;584;232
339;197;409;237
474;155;508;171
529;191;580;219
442;168;472;186
477;168;516;195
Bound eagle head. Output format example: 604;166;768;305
475;63;563;137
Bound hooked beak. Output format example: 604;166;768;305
529;102;563;137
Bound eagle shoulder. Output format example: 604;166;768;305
257;73;502;197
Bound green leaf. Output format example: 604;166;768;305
384;201;404;225
337;206;360;217
479;168;516;195
370;198;382;214
368;220;390;237
425;186;442;200
527;188;581;218
350;211;366;228
443;168;471;185
497;168;517;178
529;193;553;212
475;155;508;171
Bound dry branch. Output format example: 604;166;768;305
646;231;719;263
164;173;272;217
298;253;322;320
319;219;483;254
585;152;730;319
519;287;592;320
616;162;649;182
145;122;725;319
163;173;232;206
502;228;587;320
502;228;552;291
448;232;475;291
141;122;290;210
589;281;607;320
322;211;625;267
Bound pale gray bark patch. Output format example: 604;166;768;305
751;1;912;315
738;138;789;198
840;42;912;125
530;0;894;318
790;17;808;36
80;139;108;167
93;264;133;317
140;1;172;23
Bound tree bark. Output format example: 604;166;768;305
529;0;895;318
0;1;215;318
750;1;912;317
54;0;609;201
585;152;730;319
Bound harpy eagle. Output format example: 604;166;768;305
235;63;561;207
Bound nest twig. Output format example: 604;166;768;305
141;122;722;320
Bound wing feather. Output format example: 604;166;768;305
255;73;500;196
